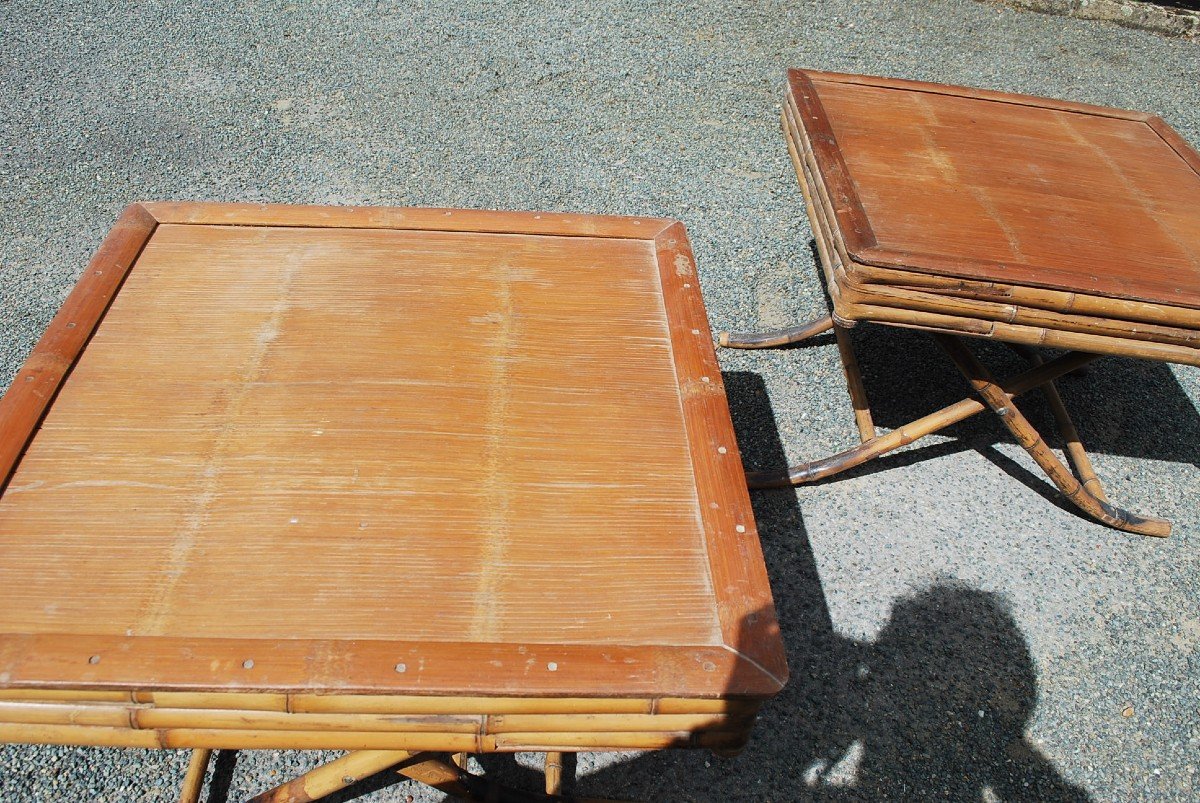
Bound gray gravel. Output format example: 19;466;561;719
1;1;1198;800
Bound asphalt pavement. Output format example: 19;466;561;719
0;1;1197;800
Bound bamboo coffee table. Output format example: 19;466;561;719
0;203;786;801
723;70;1200;537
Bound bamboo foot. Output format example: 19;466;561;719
936;335;1170;537
747;351;1098;488
718;315;833;349
179;748;211;803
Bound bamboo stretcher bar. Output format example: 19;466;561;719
746;350;1099;487
783;96;1200;334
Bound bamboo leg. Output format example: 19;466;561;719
1029;355;1111;503
179;748;211;803
936;334;1170;537
545;751;565;795
247;750;414;803
833;324;875;442
718;315;834;349
393;754;472;797
748;351;1100;487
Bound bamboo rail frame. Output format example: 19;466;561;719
0;690;756;800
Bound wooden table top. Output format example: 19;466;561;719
0;203;785;700
789;69;1200;309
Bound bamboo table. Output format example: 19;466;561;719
722;70;1200;537
0;203;787;801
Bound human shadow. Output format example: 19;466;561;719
557;373;1090;801
218;372;1087;802
299;373;1087;802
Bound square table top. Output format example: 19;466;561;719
788;69;1200;309
0;203;785;700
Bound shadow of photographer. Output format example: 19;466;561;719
212;370;1090;802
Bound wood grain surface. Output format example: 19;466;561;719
788;69;1200;309
0;205;785;700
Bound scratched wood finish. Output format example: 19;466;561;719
789;69;1200;311
0;205;786;711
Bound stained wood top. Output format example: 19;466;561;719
789;70;1200;309
0;204;785;699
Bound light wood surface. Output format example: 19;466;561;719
0;205;785;719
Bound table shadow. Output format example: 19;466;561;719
731;239;1200;523
251;372;1089;802
791;238;1200;469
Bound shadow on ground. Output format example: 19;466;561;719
788;239;1200;472
844;323;1200;468
207;372;1092;802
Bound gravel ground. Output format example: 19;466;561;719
1;1;1198;800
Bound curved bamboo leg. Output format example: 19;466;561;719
1009;345;1109;500
717;315;833;349
748;351;1100;488
178;748;211;803
1026;353;1110;502
936;335;1170;537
